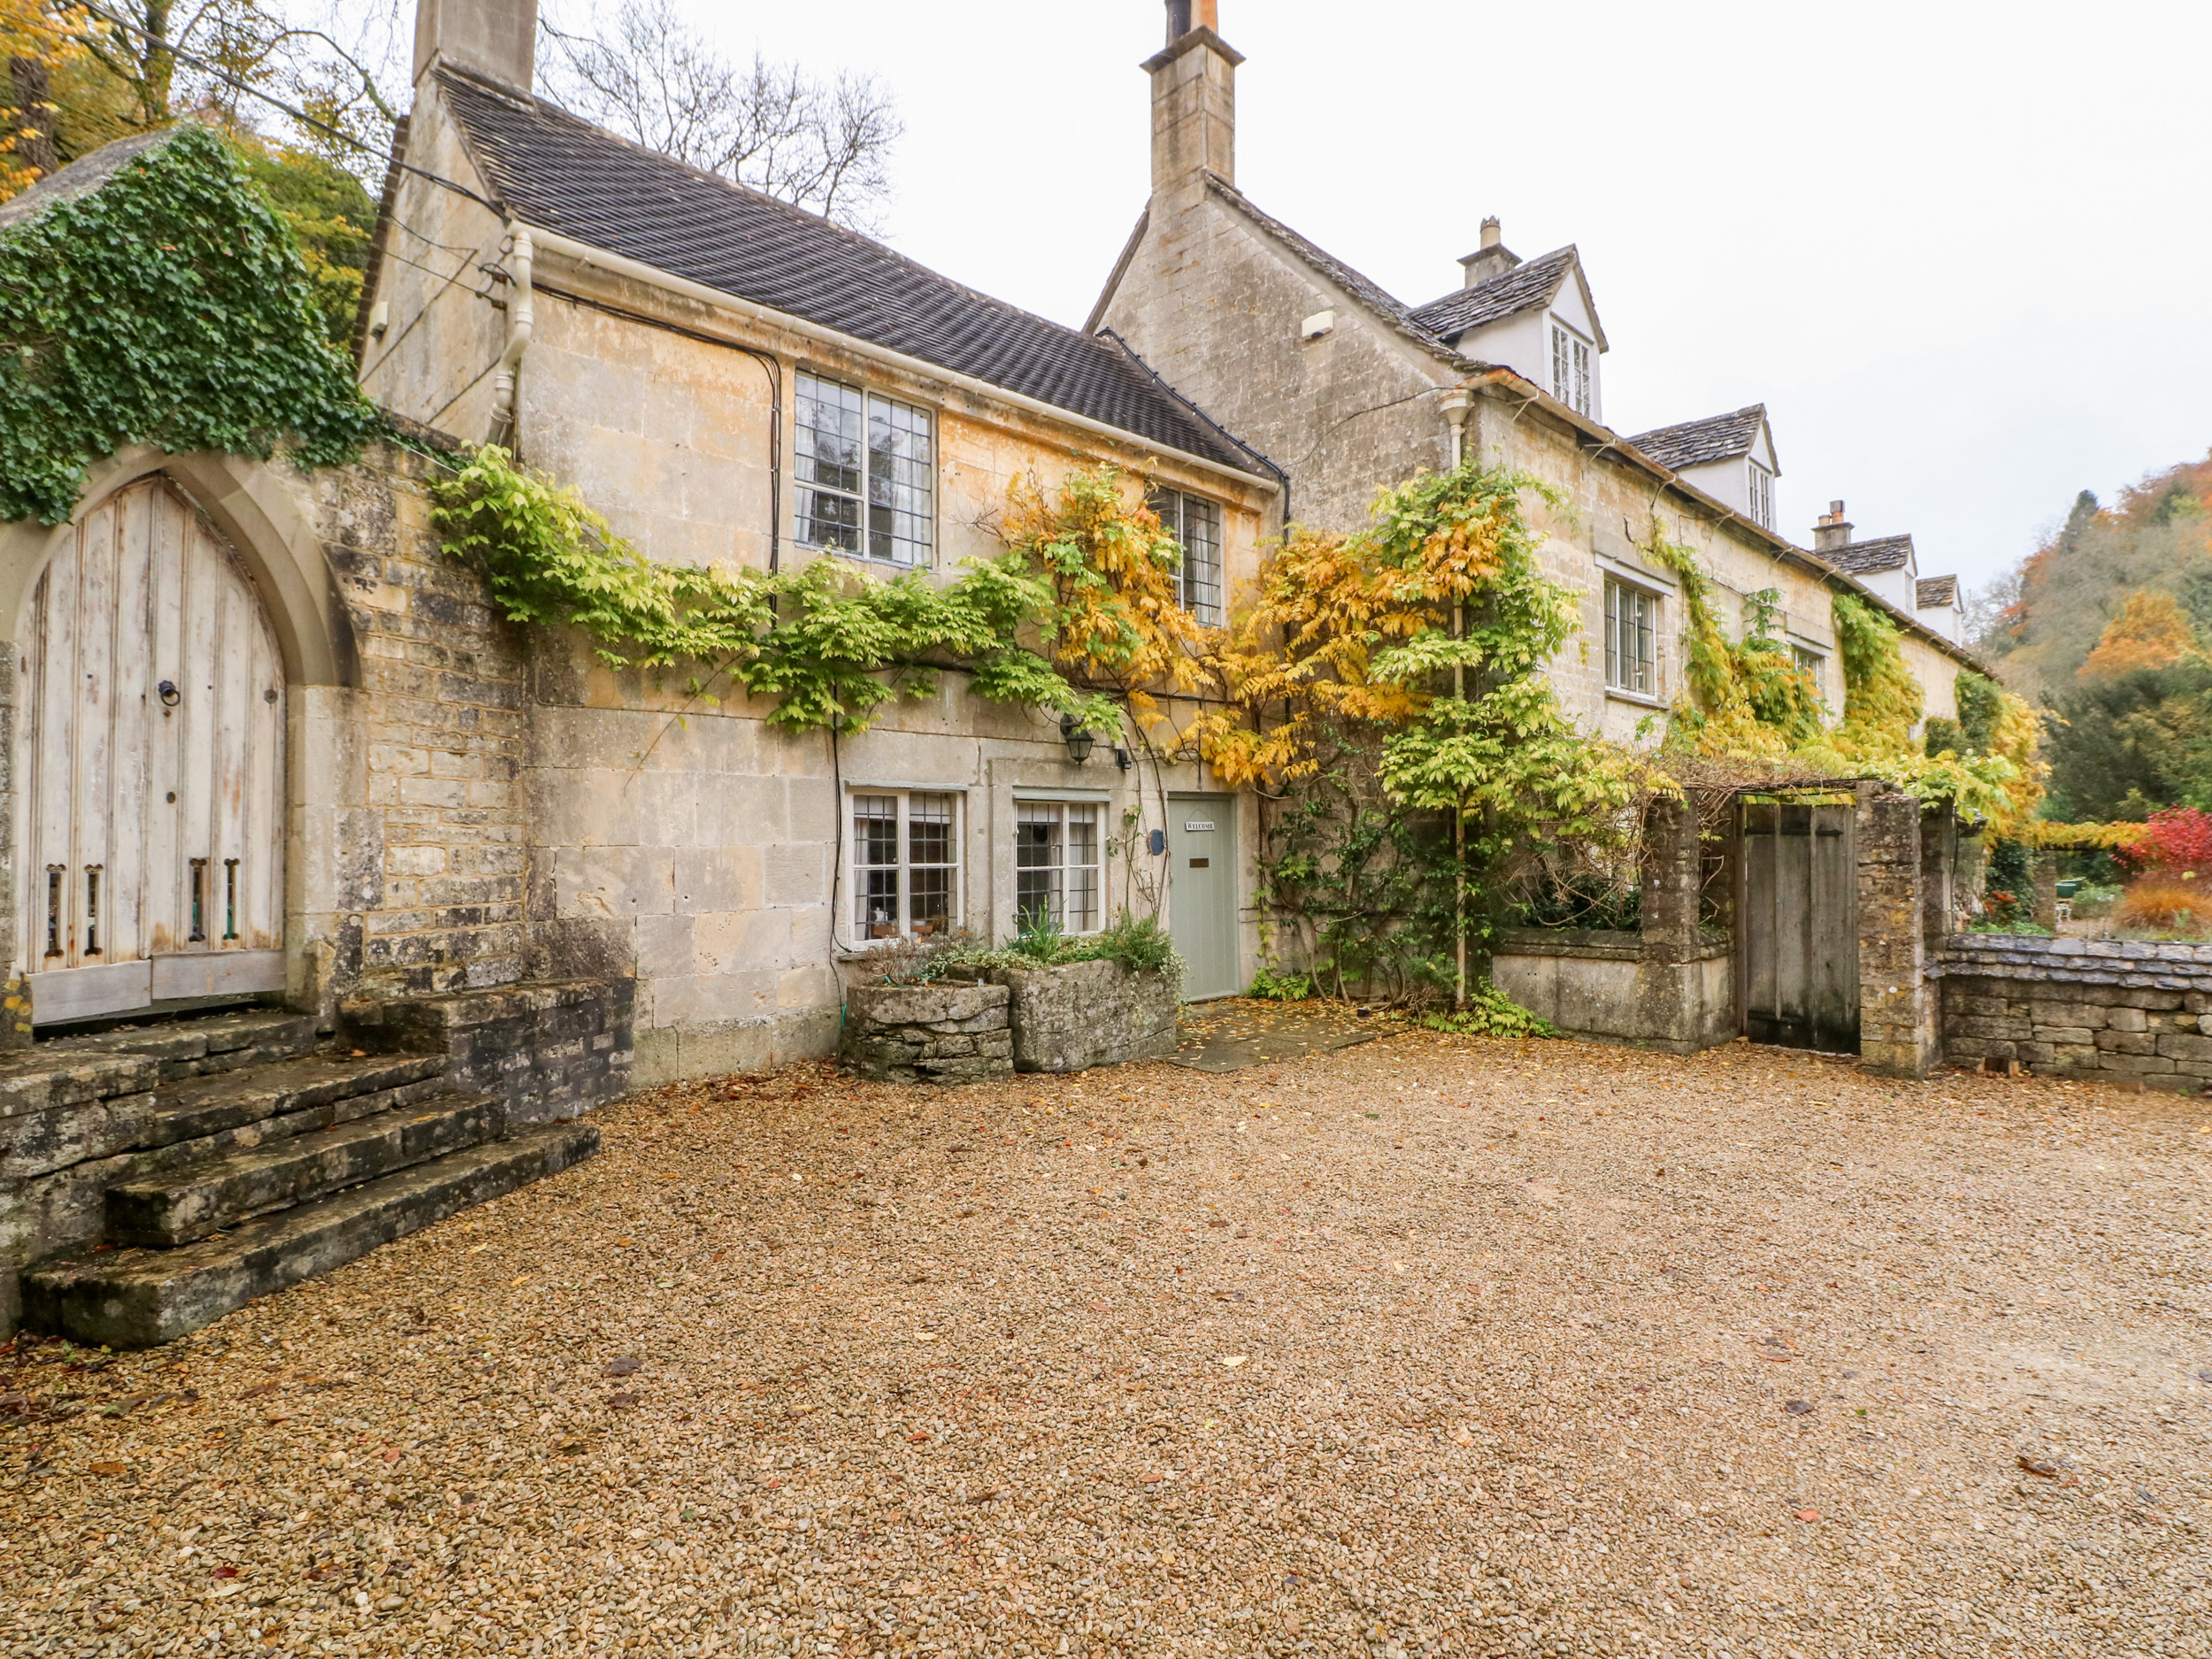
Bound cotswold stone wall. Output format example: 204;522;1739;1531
1937;935;2212;1087
302;438;533;1005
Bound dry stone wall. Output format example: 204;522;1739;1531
1937;935;2212;1088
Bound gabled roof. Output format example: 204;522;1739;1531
1627;405;1770;473
1916;575;1959;609
1407;247;1585;344
1824;534;1916;576
430;66;1262;476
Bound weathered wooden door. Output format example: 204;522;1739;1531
18;479;287;1023
1740;798;1858;1051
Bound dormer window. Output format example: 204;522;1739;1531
1549;321;1592;416
1747;462;1776;531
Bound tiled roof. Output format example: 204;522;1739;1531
1823;534;1915;576
1407;247;1580;342
1916;575;1959;609
432;67;1262;476
1627;405;1768;472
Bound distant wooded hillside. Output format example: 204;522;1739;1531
1976;453;2212;820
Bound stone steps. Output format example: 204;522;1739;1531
106;1093;503;1247
39;1008;323;1081
136;1052;450;1148
22;1121;598;1348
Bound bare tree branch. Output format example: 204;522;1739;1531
541;0;899;232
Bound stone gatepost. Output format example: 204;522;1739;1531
1856;784;1937;1078
2032;852;2060;932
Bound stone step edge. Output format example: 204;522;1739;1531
141;1054;450;1148
106;1092;503;1248
21;1121;600;1348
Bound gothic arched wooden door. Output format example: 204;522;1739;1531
18;478;288;1023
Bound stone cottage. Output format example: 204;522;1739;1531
1092;2;1980;742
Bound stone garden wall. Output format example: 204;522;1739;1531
839;960;1179;1084
1936;934;2212;1088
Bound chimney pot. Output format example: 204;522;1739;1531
1480;216;1501;250
1830;499;1846;517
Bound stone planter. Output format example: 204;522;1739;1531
840;981;1013;1085
993;958;1179;1073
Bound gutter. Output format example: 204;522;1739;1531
518;226;1279;497
1458;366;1996;679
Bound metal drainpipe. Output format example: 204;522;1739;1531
1441;388;1473;1010
489;222;535;445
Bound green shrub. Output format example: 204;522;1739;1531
1250;966;1314;1001
1417;979;1557;1038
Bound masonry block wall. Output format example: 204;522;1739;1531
1938;936;2212;1087
1856;787;1937;1079
301;441;533;1008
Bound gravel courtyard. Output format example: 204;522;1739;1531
4;1025;2208;1659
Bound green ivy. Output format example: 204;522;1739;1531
431;443;1123;736
0;124;382;525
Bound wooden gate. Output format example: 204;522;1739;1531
1740;797;1858;1051
18;479;287;1023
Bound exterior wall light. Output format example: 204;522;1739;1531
1114;746;1133;770
1059;713;1094;764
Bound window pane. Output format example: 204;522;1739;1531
1016;802;1058;928
852;794;899;932
867;394;933;566
1604;580;1619;688
1064;804;1099;933
797;373;865;552
1180;494;1223;624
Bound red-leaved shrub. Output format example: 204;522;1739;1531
2119;805;2212;875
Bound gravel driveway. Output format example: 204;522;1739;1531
4;1025;2208;1658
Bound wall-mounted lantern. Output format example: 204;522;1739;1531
1059;713;1094;764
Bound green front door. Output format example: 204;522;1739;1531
1167;793;1239;1000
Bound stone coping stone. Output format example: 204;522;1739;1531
845;982;1010;1027
1494;927;1732;965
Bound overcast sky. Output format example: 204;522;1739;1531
436;1;2212;595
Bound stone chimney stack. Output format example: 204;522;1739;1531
1147;0;1241;195
1456;216;1521;288
1813;499;1855;554
413;0;537;91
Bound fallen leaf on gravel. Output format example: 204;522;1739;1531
603;1357;641;1378
2018;1456;2059;1478
239;1383;279;1400
1139;1472;1164;1484
85;1462;127;1476
1794;1508;1821;1523
607;1392;641;1410
1758;1353;1793;1363
1220;1356;1247;1369
212;1565;239;1579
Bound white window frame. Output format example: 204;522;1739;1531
1747;461;1776;530
1148;487;1225;626
1549;320;1593;416
1013;797;1103;936
844;787;963;945
1603;575;1661;699
795;370;936;568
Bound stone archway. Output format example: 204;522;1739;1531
16;477;288;1022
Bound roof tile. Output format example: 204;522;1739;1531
1626;405;1769;472
433;67;1261;476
